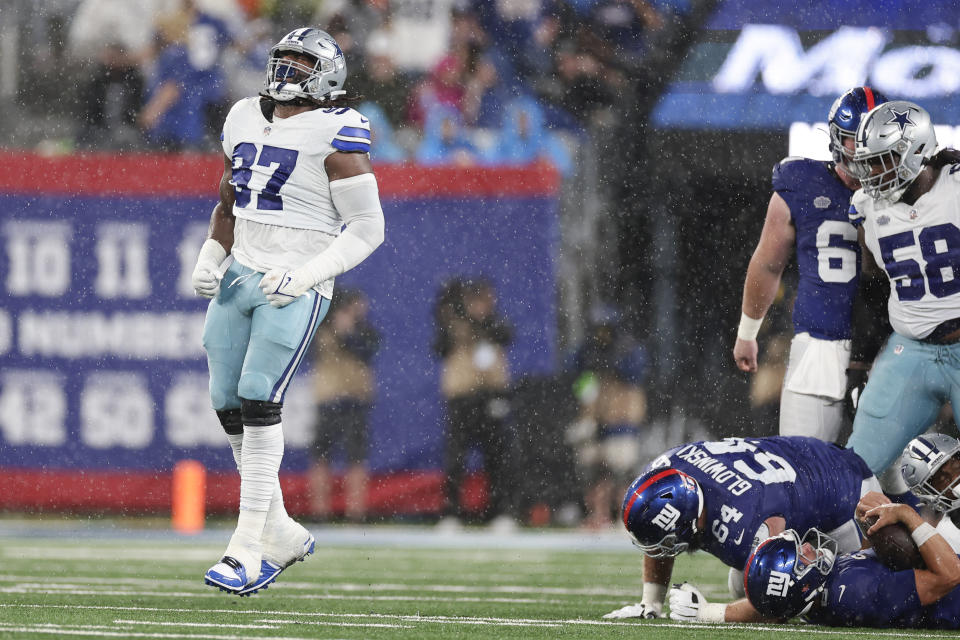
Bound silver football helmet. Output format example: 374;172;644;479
264;28;347;103
850;100;937;202
900;433;960;512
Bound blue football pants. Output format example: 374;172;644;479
202;261;330;411
846;332;960;475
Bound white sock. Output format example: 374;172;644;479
226;431;289;534
229;422;284;555
227;433;243;471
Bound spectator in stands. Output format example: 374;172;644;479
357;102;408;163
349;31;413;132
566;305;648;529
386;0;456;73
434;277;516;530
308;289;380;523
415;106;479;167
408;55;466;130
138;3;232;151
313;0;389;59
66;0;162;149
472;0;552;91
483;96;573;175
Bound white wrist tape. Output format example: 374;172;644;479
198;238;227;269
299;173;385;286
642;582;667;606
698;602;726;623
737;312;764;341
912;522;937;547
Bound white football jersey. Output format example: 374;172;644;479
220;97;372;297
221;97;370;233
850;164;960;339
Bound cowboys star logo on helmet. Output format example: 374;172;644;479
885;108;915;133
850;100;937;202
901;433;960;512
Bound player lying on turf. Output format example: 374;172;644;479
667;493;960;628
901;433;960;549
603;436;880;619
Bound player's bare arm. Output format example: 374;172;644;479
209;153;237;253
326;149;374;181
191;154;236;298
863;500;960;605
669;583;772;624
761;515;786;537
734;192;795;372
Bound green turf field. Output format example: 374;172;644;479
0;521;956;640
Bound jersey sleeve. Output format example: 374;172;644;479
330;109;372;154
220;98;249;157
771;156;809;221
848;191;868;228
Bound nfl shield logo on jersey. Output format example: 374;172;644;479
813;196;831;209
909;209;918;220
263;126;272;136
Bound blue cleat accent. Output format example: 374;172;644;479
236;534;315;596
204;555;253;594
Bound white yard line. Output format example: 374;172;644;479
0;622;334;640
0;605;951;637
0;575;643;597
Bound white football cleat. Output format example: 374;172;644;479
204;555;257;594
236;518;315;596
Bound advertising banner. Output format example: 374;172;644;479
0;153;559;513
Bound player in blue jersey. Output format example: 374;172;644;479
190;28;384;595
665;495;960;627
602;436;880;619
734;87;887;443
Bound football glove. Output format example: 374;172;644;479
192;239;227;299
602;602;661;619
668;583;705;622
844;367;869;421
260;268;315;307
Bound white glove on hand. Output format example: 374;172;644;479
192;239;227;299
259;268;315;307
668;583;707;622
602;602;662;619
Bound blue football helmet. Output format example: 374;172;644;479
620;468;704;558
745;529;838;619
901;433;960;513
827;86;888;169
264;28;347;103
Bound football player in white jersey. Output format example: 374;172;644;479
844;100;960;495
190;27;385;595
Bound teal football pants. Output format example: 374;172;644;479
202;261;330;411
846;332;960;475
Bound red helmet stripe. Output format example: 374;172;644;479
864;87;876;110
622;469;683;528
743;535;778;597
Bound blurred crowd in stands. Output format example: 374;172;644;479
10;0;689;171
6;0;719;528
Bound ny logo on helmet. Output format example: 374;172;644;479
651;504;681;531
766;570;791;597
